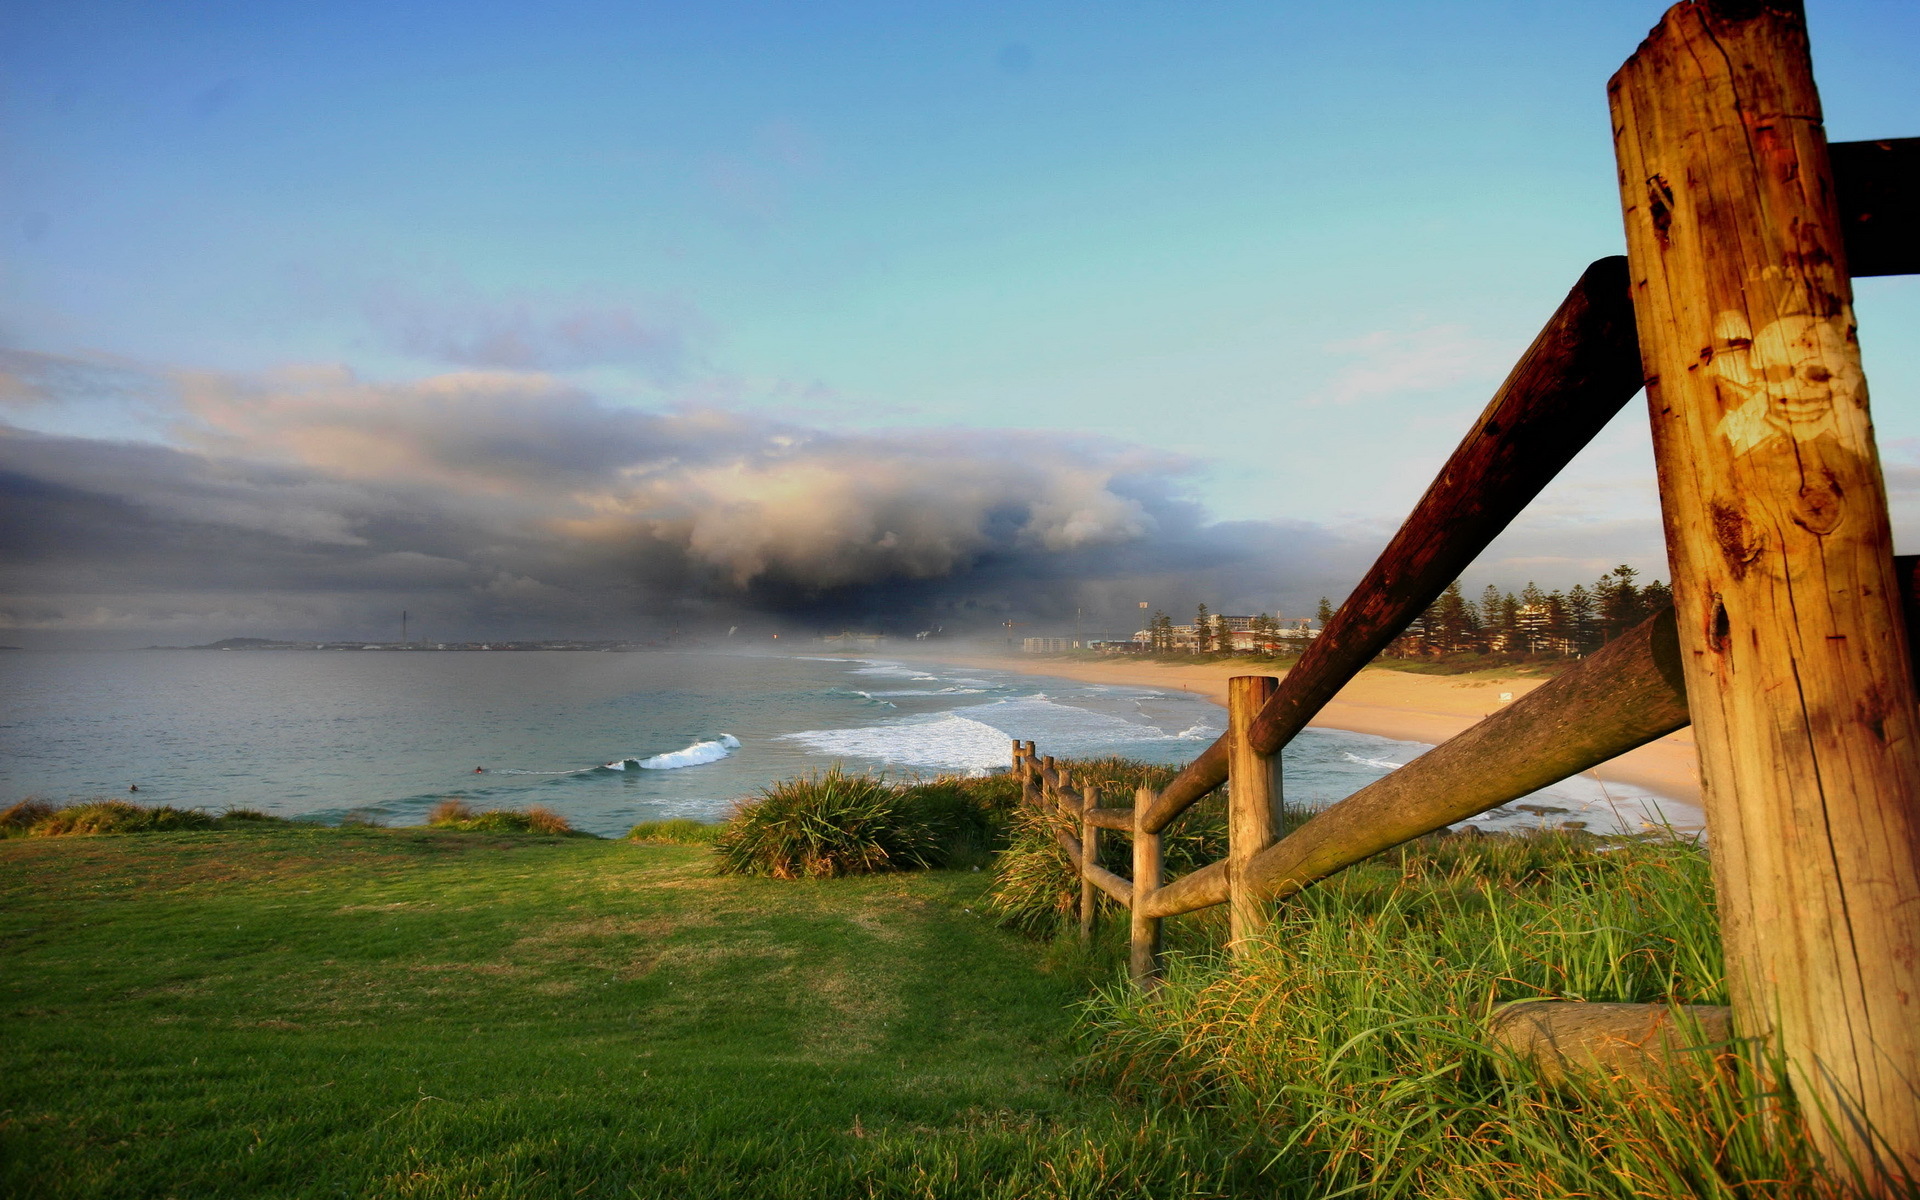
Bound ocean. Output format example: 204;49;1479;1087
0;648;1693;838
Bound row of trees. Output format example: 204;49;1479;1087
1139;565;1670;660
1367;565;1672;659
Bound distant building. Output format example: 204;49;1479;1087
819;632;886;649
1022;637;1076;653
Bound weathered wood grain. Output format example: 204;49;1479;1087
1131;787;1164;986
1612;1;1920;1181
1227;676;1283;949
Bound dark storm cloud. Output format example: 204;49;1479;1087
0;365;1379;644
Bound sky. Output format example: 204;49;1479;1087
2;0;1916;645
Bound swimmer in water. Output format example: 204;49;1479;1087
128;784;139;793
473;767;486;773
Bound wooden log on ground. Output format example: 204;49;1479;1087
1130;787;1164;986
1227;676;1282;949
1243;609;1690;906
1613;3;1920;1183
1487;1001;1734;1086
1142;256;1645;833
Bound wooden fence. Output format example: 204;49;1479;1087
1011;1;1918;1187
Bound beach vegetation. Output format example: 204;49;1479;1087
711;768;1018;879
426;798;575;835
713;767;947;878
1067;829;1837;1198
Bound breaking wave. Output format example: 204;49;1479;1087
603;734;741;771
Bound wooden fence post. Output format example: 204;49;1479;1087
1612;2;1920;1182
1079;783;1098;943
1131;786;1163;986
1227;676;1283;951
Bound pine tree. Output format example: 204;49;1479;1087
1194;603;1212;654
1597;565;1641;642
1521;582;1547;654
1641;578;1674;616
1544;590;1571;655
1479;585;1505;651
1430;581;1476;655
1216;614;1236;655
1566;584;1597;652
1316;596;1335;628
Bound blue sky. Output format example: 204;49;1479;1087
2;1;1916;641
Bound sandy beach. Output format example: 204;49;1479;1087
903;647;1703;807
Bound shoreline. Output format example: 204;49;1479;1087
889;645;1703;811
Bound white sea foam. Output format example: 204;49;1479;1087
1342;752;1406;771
602;734;742;772
783;713;1015;772
849;661;939;680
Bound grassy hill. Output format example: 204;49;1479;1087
0;826;1252;1199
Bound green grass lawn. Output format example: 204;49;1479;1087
0;826;1252;1199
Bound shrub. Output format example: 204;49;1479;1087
627;818;723;845
29;800;215;837
216;808;284;824
714;767;942;879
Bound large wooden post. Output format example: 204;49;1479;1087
1612;1;1920;1181
1130;786;1163;986
1079;783;1099;943
1227;676;1283;950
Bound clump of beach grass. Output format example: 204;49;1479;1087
427;799;574;835
8;799;214;837
1068;830;1847;1197
713;767;949;879
2;799;294;838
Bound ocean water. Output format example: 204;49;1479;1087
0;649;1696;838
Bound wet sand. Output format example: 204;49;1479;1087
904;647;1702;806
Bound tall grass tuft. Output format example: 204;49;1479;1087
714;767;944;879
1070;832;1854;1197
1;799;59;838
427;800;575;835
23;800;216;837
